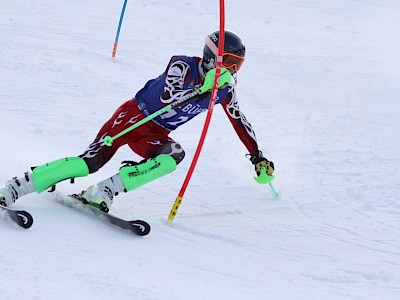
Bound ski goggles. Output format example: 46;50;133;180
205;36;245;72
221;52;245;72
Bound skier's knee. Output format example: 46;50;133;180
81;156;105;174
157;142;185;165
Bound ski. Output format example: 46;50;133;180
0;205;33;229
54;192;150;236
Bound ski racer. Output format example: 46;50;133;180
0;30;274;211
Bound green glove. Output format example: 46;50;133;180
198;67;236;94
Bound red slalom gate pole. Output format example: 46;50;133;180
168;0;225;223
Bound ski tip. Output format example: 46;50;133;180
131;220;151;236
1;205;33;229
11;210;34;229
18;211;34;229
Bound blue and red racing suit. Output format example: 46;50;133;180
80;56;259;173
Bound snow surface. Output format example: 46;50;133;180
1;0;400;299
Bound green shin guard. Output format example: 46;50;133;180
32;157;89;193
119;155;177;192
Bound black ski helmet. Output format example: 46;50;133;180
202;30;245;73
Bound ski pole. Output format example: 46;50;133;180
103;67;233;147
104;89;201;146
112;0;129;59
268;182;280;199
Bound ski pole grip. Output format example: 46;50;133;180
254;167;275;184
199;67;235;94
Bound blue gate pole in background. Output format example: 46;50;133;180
112;0;128;59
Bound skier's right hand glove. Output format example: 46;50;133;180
198;67;236;94
248;150;274;176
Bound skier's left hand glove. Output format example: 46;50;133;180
248;150;274;176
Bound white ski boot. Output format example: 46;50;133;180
0;173;36;207
79;174;125;212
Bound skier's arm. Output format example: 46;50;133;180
160;58;196;104
221;90;274;176
221;90;258;153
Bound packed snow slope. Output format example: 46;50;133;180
1;1;400;299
